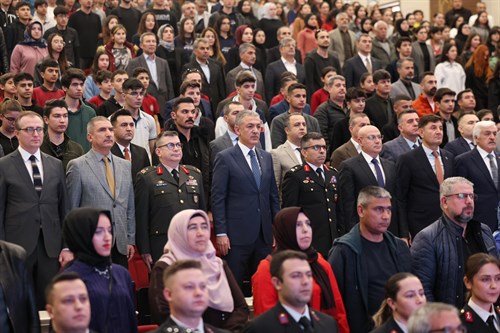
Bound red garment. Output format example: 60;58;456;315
311;88;329;115
142;94;159;116
412;93;435;117
270;94;284;106
252;254;350;333
297;28;318;63
88;95;107;107
32;87;65;108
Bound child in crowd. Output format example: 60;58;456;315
88;70;113;107
132;67;161;134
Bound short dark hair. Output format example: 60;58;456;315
418;114;442;129
173;97;195;113
476;108;494;120
395;36;412;49
180;80;201;95
34;0;47;8
321;66;337;78
110;109;133;125
397;109;418;123
235;70;256;87
0;99;23;115
372;69;391;84
162;260;202;287
14;72;34;85
157;130;179;140
111;69;128;81
95;70;112;84
0;73;14;85
53;5;69;16
181;68;204;82
287;82;306;96
434;88;456;103
270;250;308;281
284;111;304;129
456;88;474;102
393;94;412;104
122;78;144;92
280;73;297;88
39;58;60;73
360;72;372;86
428;26;443;36
420;71;435;83
300;132;324;148
346;87;367;102
61;68;85;88
223;101;243;116
132;67;149;78
44;99;68;118
15;2;30;10
45;272;83;305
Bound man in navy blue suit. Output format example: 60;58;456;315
212;110;280;289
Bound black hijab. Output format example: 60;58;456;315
273;207;335;310
63;208;113;268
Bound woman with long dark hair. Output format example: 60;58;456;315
471;10;490;43
84;49;110;101
214;15;235;56
201;27;226;65
455;21;471;54
174;17;196;61
237;0;258;28
297;13;319;63
132;11;158;48
461;32;482;65
435;43;466;94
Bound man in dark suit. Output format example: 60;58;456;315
110;109;150;183
396;114;454;239
152;260;230;333
282;132;340;256
243;250;338;333
381;109;421;162
364;69;395;131
435;88;460;147
209;102;244;165
182;38;226;111
266;26;302;66
339;125;399;236
126;32;175;111
135;131;206;266
380;95;414;143
343;33;383;88
444;113;478;157
0;111;70;308
211;110;280;288
455;121;500;232
265;37;306;104
330;113;368;169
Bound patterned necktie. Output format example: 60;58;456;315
123;147;131;161
102;156;115;199
29;155;42;196
171;169;180;183
432;150;444;185
372;158;385;187
488;154;498;188
249;150;261;189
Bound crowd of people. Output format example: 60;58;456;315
2;0;500;332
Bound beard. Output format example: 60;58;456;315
452;206;474;224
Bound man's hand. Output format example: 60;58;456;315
127;245;135;261
142;253;153;271
59;249;74;267
216;235;230;256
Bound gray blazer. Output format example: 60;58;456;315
226;65;265;98
381;135;414;162
209;131;234;166
411;41;436;74
126;54;175;110
390;79;422;99
328;28;357;67
66;150;135;256
271;142;301;191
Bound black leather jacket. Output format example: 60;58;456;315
0;241;40;333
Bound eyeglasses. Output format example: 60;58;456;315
363;134;383;141
157;143;183;150
19;127;44;134
444;193;477;200
127;91;146;97
303;145;327;151
2;116;16;122
429;324;467;333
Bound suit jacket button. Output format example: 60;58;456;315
113;204;116;208
327;198;330;202
180;200;184;204
178;189;181;193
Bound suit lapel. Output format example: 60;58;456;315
460;137;472;151
416;146;440;186
357;154;378;184
346;140;358;158
471;149;497;189
284;143;301;165
233;145;258;189
222;132;233;149
12;151;38;197
397;135;411;153
85;153;114;198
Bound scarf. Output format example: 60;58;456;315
20;21;47;48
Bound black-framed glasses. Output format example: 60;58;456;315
429;324;467;333
19;127;43;134
157;143;183;150
302;145;327;151
444;193;477;200
2;116;16;122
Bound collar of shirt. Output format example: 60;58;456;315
281;56;296;66
307;161;323;171
422;144;439;157
357;53;371;62
18;146;41;162
116;142;130;156
196;58;209;67
281;303;310;323
91;149;113;164
350;138;361;153
240;62;252;70
227;130;238;143
237;140;254;157
170;315;204;333
144;53;155;61
286;140;300;151
394;318;408;333
163;164;179;174
361;150;380;165
477;146;494;160
403;136;419;149
468;299;497;324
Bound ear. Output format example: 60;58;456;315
46;304;54;319
357;204;364;218
170;111;176;120
44;116;49;125
234;125;241;136
464;276;472;291
386;298;396;312
271;276;282;292
163;287;173;303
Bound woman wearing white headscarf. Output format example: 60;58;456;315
258;2;284;49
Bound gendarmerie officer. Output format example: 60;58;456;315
135;130;206;269
281;132;340;257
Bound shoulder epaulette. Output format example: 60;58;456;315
182;164;201;173
139;166;155;174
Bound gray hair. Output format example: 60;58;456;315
357;186;392;207
327;75;346;87
472;120;496;144
408;303;459;333
140;31;156;45
193;37;209;49
373;20;388;30
396;57;415;69
279;37;296;48
439;176;474;198
349;113;369;128
87;116;111;134
235;110;260;127
239;42;256;55
336;12;348;21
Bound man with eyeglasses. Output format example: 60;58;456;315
411;177;498;308
338;125;399;236
408;302;466;333
328;186;411;333
0;98;22;155
455;121;500;233
0;111;70;309
135;130;205;267
282;132;340;257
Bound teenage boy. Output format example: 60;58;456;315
0;98;22;155
97;69;128;117
88;70;113;107
14;72;44;116
33;58;65;107
132;67;160;134
0;73;16;102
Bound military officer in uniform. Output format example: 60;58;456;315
281;132;340;257
135;131;206;269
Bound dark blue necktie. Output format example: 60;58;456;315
372;158;385;187
249;150;261;189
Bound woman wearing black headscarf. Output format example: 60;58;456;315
63;208;138;333
455;22;471;55
389;18;413;44
10;21;48;75
252;207;350;333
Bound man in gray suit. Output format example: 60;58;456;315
381;109;420;162
390;58;422;100
271;112;306;192
209;101;244;165
328;12;356;67
66;116;135;268
330;113;368;169
226;43;265;98
126;32;174;111
0;111;70;308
